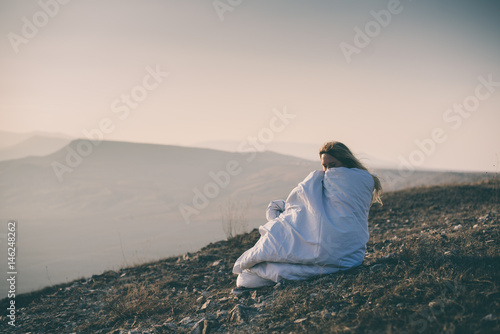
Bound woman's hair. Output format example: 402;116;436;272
319;141;383;205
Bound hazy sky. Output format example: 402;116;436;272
1;0;499;171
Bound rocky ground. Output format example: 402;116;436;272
1;179;499;333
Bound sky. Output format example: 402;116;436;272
1;0;499;172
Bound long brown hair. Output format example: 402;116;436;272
319;141;383;205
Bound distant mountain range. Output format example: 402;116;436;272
0;130;72;161
0;135;495;294
193;140;397;169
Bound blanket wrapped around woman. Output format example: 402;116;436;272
233;167;374;288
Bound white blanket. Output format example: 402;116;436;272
233;168;374;287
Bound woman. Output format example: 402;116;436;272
232;141;382;293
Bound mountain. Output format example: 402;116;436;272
0;139;494;295
2;179;498;333
193;140;398;169
0;135;72;161
0;130;34;149
0;140;319;294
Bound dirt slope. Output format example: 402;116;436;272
1;179;498;333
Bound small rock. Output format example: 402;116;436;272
320;310;331;319
201;299;215;310
216;310;228;320
177;252;191;262
229;304;255;324
190;320;203;334
478;215;489;222
190;318;217;334
211;260;221;266
294;318;307;323
454;224;463;230
481;313;497;321
253;301;268;310
473;224;478;229
162;322;177;330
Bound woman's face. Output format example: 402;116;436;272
321;153;344;171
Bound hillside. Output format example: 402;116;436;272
1;139;493;295
0;140;319;294
1;179;498;333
